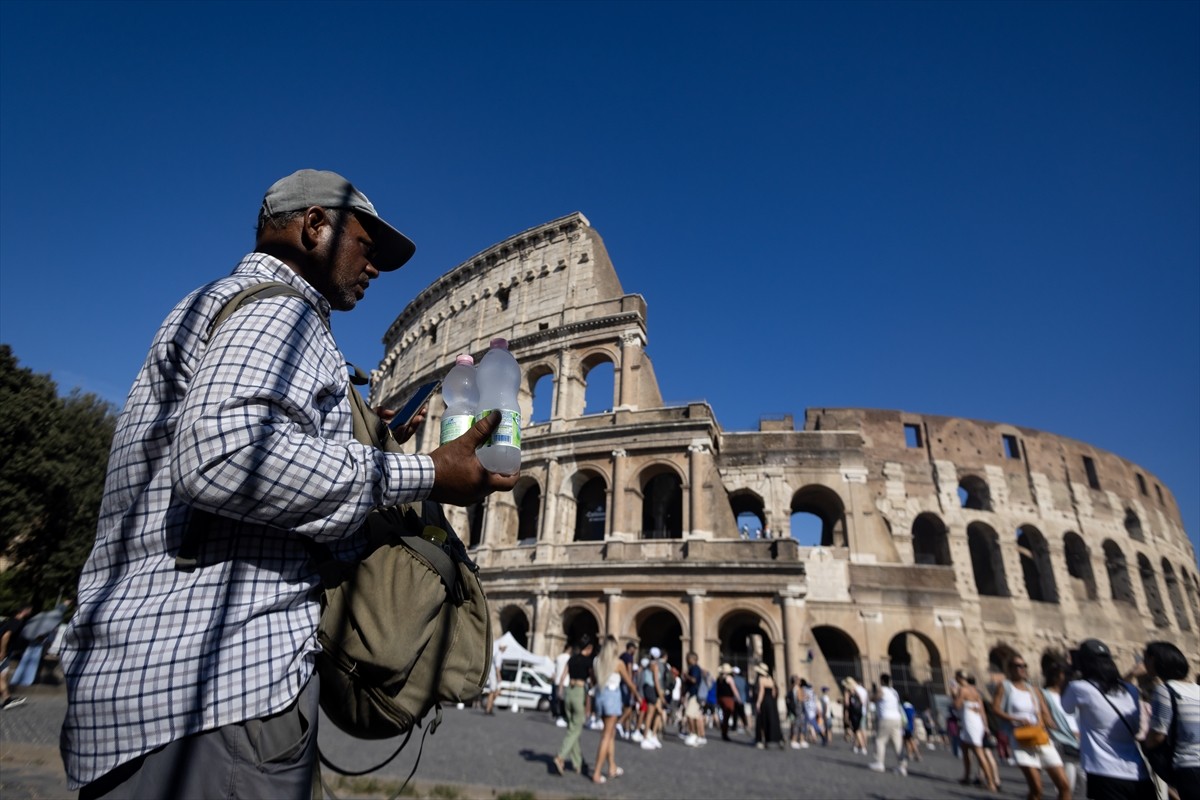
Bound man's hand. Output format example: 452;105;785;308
428;411;519;505
375;405;427;445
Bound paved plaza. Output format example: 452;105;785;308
3;686;1040;799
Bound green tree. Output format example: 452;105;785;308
0;345;117;611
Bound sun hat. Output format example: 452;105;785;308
649;647;662;658
754;663;770;677
719;663;733;675
260;169;416;271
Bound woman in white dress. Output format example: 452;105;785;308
993;651;1071;800
956;672;1000;792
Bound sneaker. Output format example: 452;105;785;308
651;736;663;749
631;730;644;743
697;737;707;746
799;740;809;749
616;723;625;738
640;738;657;751
684;733;699;747
2;697;26;709
896;763;908;777
868;762;885;772
755;743;765;750
555;718;568;728
790;741;801;750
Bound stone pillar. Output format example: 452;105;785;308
687;444;712;540
610;449;631;540
687;590;711;667
779;590;805;681
541;457;560;543
617;332;642;410
480;496;499;548
604;589;622;638
532;591;551;655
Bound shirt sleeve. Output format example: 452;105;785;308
1149;683;1173;735
1061;682;1079;714
170;295;433;539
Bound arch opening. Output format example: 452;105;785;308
958;475;993;512
1162;561;1191;632
1125;509;1145;542
500;605;531;649
968;522;1009;597
562;606;601;649
1064;532;1098;601
812;626;862;686
582;357;615;415
912;513;952;566
1017;525;1058;604
887;632;943;712
1138;554;1170;629
573;473;607;542
790;485;847;548
635;607;684;671
730;490;766;540
516;482;541;544
718;611;775;678
1103;540;1135;605
641;468;683;540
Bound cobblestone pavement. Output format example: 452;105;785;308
3;687;1039;799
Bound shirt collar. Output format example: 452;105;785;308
234;252;333;320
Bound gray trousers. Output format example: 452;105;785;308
80;675;320;800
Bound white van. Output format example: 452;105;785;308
493;661;553;711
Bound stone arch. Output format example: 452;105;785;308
717;607;781;677
562;603;602;647
729;488;766;539
958;475;993;512
638;462;684;540
527;360;556;424
1137;553;1170;628
887;631;944;710
1125;509;1146;542
499;604;531;648
968;522;1009;597
790;484;847;547
514;477;541;544
465;502;484;549
1161;560;1191;632
1103;540;1135;605
812;625;862;685
634;604;686;669
1063;532;1098;601
912;512;952;566
1183;568;1200;630
580;349;617;416
1017;524;1058;603
571;469;608;542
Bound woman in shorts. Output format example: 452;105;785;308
993;650;1071;799
590;635;640;783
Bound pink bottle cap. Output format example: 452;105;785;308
455;354;474;366
490;337;509;349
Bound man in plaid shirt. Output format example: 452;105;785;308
60;170;517;798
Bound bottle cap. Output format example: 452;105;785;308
454;354;474;366
490;337;509;350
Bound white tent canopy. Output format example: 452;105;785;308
493;631;554;676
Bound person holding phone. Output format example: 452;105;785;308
59;170;519;800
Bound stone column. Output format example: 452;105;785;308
532;590;551;655
687;590;710;666
779;590;805;681
617;332;642;410
541;457;559;543
610;449;631;540
604;589;623;638
687;444;712;540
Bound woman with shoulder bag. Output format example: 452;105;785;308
993;650;1072;799
1061;639;1155;800
1043;651;1085;798
1142;641;1199;800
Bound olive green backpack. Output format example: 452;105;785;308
178;282;492;790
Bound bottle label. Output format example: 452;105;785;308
480;409;521;448
440;414;475;445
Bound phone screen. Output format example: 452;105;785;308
388;380;441;431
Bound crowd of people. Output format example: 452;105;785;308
477;633;1198;800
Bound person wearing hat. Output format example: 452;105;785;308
1062;639;1154;800
753;662;786;750
59;170;518;799
715;663;743;741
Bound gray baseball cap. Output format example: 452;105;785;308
260;169;416;271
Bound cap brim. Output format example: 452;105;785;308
357;212;416;271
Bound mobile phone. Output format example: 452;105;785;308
388;380;441;431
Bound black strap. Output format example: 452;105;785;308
316;706;441;800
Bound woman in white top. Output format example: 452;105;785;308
1061;639;1154;800
590;635;640;784
955;672;1001;792
993;650;1071;800
1142;641;1199;799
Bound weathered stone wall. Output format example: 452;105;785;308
372;214;1200;700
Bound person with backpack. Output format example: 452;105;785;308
1142;641;1199;799
843;676;869;754
1062;639;1154;800
58;170;519;800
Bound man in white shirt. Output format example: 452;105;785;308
869;674;909;776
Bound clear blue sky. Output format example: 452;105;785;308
2;1;1197;555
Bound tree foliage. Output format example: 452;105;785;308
0;344;118;612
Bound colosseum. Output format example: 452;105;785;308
370;212;1200;705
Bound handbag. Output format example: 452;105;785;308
1013;723;1050;748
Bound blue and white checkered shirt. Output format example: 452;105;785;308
60;253;434;788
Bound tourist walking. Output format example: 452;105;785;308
1041;651;1084;797
754;663;785;750
955;671;1001;792
1061;639;1155;800
869;674;909;776
843;676;869;754
992;650;1071;800
1141;641;1199;799
716;663;743;741
554;635;595;776
589;635;639;784
681;652;707;747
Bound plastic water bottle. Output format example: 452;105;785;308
475;338;522;474
439;354;478;446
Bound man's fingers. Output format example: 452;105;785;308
463;410;501;445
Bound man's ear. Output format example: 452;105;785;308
300;206;330;252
